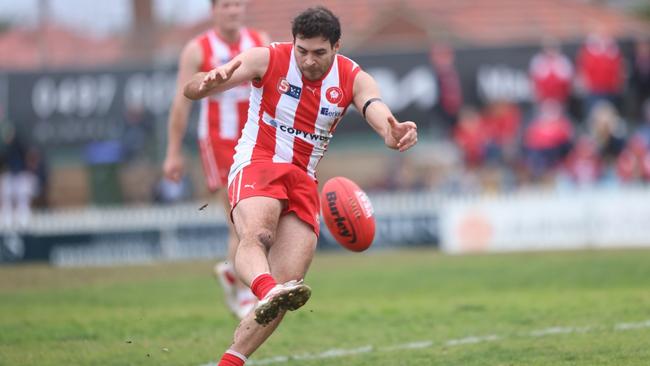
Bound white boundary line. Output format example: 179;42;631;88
199;319;650;366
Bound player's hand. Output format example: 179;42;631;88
386;116;417;152
199;60;242;93
163;152;185;182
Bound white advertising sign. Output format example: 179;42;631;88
440;188;650;254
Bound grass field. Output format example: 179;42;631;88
2;248;650;366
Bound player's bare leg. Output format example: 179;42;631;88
231;196;282;282
223;212;317;359
214;189;256;319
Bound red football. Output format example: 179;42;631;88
320;177;375;252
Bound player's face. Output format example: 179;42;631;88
294;36;340;81
212;0;245;33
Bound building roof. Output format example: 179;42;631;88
0;23;124;71
164;0;650;56
242;0;650;50
1;0;648;70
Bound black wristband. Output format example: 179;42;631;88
362;98;382;118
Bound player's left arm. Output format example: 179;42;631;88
352;71;418;152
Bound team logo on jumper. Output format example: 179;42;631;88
325;86;343;104
320;107;343;118
277;78;302;99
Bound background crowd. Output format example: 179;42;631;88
395;31;650;195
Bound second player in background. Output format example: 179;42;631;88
163;0;269;319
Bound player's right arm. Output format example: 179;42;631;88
184;47;270;100
163;40;202;182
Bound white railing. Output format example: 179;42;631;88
3;191;444;236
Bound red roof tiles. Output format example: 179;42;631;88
1;0;648;70
0;23;124;70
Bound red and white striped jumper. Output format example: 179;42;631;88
228;42;361;234
196;27;264;191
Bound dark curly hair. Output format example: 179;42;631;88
291;6;341;46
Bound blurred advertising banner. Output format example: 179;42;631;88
4;41;635;147
5;67;176;147
439;187;650;254
0;46;536;147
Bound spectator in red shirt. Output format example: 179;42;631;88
454;106;490;168
523;101;574;180
529;38;573;106
482;100;522;164
576;26;625;117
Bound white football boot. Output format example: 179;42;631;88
254;280;312;325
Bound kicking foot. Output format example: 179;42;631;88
254;280;311;325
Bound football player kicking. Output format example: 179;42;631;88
184;6;417;365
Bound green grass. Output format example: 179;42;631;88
1;249;650;365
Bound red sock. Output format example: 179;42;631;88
250;273;277;300
218;350;246;366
